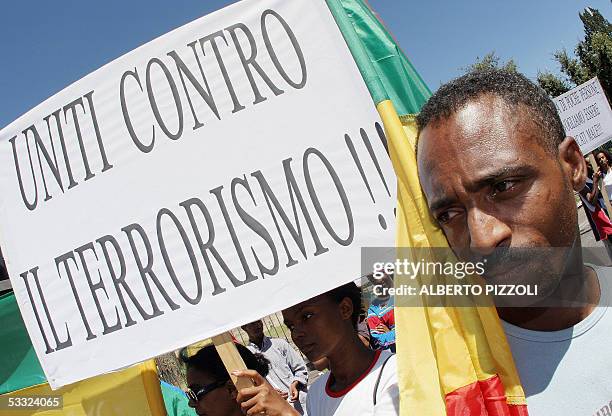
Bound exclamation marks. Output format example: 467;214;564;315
375;122;389;154
345;123;393;230
345;134;375;202
360;127;390;197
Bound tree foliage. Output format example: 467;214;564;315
537;7;612;98
537;71;571;97
463;52;518;73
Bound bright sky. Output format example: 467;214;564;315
1;0;610;128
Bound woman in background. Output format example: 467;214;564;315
281;282;398;415
581;155;612;260
596;149;612;204
183;343;298;416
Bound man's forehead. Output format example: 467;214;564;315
422;99;541;173
420;98;514;156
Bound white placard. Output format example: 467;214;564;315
0;0;395;388
554;77;612;154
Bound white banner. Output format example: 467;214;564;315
0;0;395;388
554;77;612;154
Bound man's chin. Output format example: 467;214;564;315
486;270;560;307
484;266;541;287
485;260;536;283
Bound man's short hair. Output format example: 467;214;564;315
416;69;566;154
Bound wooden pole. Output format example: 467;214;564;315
212;332;254;390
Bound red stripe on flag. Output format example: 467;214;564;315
445;379;489;416
479;375;511;415
445;375;528;416
509;404;529;416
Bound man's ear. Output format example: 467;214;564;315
558;137;586;192
339;297;354;323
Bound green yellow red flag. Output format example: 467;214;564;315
326;0;529;414
1;1;530;414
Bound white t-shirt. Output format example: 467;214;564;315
603;172;612;202
503;265;612;416
306;350;399;416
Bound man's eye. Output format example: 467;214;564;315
492;180;517;196
436;210;460;225
303;312;313;320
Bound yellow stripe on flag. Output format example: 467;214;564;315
0;360;166;415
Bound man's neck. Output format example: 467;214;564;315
498;259;601;331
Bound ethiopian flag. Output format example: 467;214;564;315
326;1;529;415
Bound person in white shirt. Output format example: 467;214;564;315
282;282;399;416
233;283;398;416
416;69;611;415
242;319;309;415
596;150;612;203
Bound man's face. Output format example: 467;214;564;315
417;95;584;294
242;320;264;339
597;152;608;169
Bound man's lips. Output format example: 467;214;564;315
483;258;543;283
483;262;519;279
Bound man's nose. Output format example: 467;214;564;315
467;208;511;255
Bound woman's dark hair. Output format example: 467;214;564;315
596;149;612;166
181;344;269;382
323;282;362;329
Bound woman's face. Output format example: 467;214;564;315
282;294;353;362
186;366;240;416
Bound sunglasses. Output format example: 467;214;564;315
185;380;227;402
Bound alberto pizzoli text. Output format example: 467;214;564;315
374;284;539;297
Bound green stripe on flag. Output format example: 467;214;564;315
326;0;431;115
0;292;46;394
